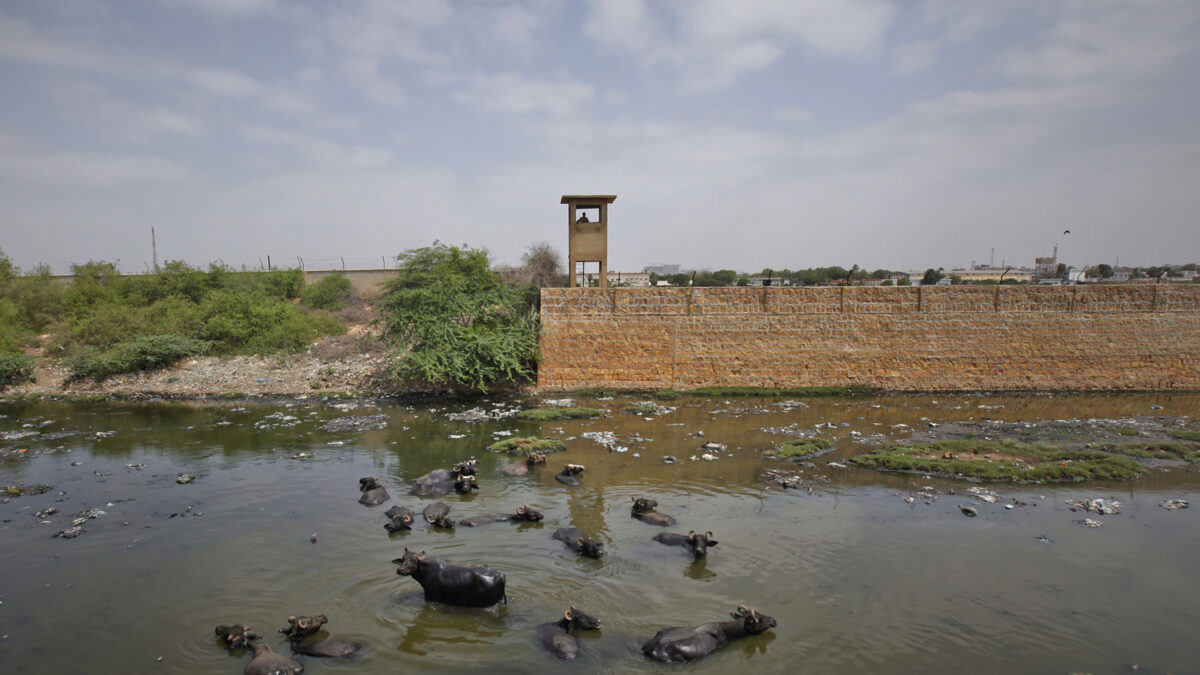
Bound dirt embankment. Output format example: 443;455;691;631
4;301;410;398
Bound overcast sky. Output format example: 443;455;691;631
1;0;1197;275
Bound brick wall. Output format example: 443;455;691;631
537;285;1200;391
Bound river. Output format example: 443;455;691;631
0;392;1197;674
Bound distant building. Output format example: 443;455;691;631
1034;256;1058;280
574;271;651;287
643;264;681;275
947;268;1034;283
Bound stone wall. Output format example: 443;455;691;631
538;285;1200;391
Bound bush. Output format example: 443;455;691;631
64;334;211;382
377;242;539;392
302;274;354;310
516;407;603;421
0;354;34;389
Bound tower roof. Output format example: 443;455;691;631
561;195;617;204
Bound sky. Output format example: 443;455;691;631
0;0;1198;275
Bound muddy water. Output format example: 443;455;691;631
0;393;1197;674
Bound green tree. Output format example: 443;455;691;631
377;242;538;392
921;268;944;285
1097;263;1113;278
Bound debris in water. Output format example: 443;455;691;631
1034;535;1052;544
1066;498;1121;515
967;487;1000;503
1080;518;1103;528
959;505;978;517
1159;499;1189;510
176;474;196;484
663;456;676;464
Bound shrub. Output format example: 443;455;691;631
64;334;211;382
377;242;538;392
0;354;34;389
302;274;354;310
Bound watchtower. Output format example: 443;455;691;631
562;194;616;288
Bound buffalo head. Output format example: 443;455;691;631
565;606;603;631
730;605;776;635
279;614;327;641
577;536;604;559
454;458;479;477
560;463;585;477
513;504;544;521
392;548;426;576
687;531;719;557
359;477;382;492
454;474;479;494
527;452;547;466
631;497;658;514
215;624;260;648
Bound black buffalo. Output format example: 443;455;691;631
653;530;718;558
245;642;303;675
214;624;260;649
554;463;585;487
422;501;455;529
383;505;416;532
631;497;677;526
291;638;361;658
460;505;545;527
279;614;326;641
642;605;776;663
537;606;603;660
391;548;507;607
358;476;390;505
553;527;604;559
410;461;479;497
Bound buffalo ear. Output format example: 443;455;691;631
417;551;427;561
736;605;750;616
687;530;696;538
575;538;584;548
564;609;573;621
390;557;404;565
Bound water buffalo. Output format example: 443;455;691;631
245;642;303;675
553;527;604;559
279;614;326;641
291;638;362;658
537;607;603;660
631;497;677;526
383;505;416;532
459;505;545;527
458;512;512;527
653;530;718;558
422;502;455;529
554;464;585;487
214;624;260;649
512;504;544;522
500;452;547;476
410;464;479;497
358;477;390;505
391;548;507;607
642;605;776;663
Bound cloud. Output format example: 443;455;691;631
185;66;261;96
584;0;896;91
163;0;279;16
239;124;393;170
0;146;194;186
448;71;594;117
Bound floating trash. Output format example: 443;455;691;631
1159;499;1189;510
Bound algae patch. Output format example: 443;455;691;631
487;436;567;456
850;439;1143;482
765;436;834;460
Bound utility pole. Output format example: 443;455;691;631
151;227;159;272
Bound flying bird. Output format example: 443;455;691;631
1063;229;1071;234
